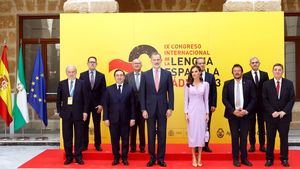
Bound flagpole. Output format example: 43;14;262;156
0;40;12;141
0;124;12;141
14;40;29;141
16;128;29;141
36;120;48;140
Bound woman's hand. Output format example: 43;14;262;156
185;113;189;123
206;113;209;123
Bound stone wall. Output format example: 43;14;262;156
0;0;66;89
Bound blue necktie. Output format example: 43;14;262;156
69;80;74;97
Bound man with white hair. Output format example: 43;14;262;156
243;57;269;153
125;58;146;153
56;65;89;165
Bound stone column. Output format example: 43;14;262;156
223;0;281;11
63;0;119;13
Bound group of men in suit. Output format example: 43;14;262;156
56;55;295;167
222;57;295;167
56;57;107;165
56;53;174;167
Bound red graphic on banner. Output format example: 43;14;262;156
109;59;133;72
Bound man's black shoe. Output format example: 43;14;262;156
157;161;167;167
146;160;155;167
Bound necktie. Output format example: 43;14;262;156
117;84;122;94
154;69;159;92
90;71;95;89
254;71;259;86
276;81;280;97
135;73;140;90
235;81;241;109
70;80;74;97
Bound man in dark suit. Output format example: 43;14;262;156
79;56;106;151
125;58;145;153
262;63;295;167
103;69;135;166
56;65;89;165
140;52;174;167
196;57;217;152
222;64;256;167
244;57;269;152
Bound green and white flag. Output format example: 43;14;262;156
13;45;29;131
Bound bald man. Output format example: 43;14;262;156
125;59;146;153
56;66;89;165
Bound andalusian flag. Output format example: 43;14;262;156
13;45;29;131
0;44;13;126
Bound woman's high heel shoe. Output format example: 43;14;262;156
197;161;203;167
192;158;197;167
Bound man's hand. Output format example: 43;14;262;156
279;111;286;119
272;111;279;118
142;110;148;119
104;120;110;127
95;105;103;114
166;109;172;118
233;109;243;117
210;106;216;113
130;120;136;127
83;112;88;121
241;109;248;116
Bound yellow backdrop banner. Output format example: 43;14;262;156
60;12;284;147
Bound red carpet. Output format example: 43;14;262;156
19;144;300;168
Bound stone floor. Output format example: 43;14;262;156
0;146;59;169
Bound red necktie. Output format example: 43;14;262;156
276;81;280;96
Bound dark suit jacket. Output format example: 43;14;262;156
125;72;143;108
140;68;174;118
79;70;106;108
222;79;256;120
204;72;217;108
262;78;295;123
243;70;269;111
103;83;135;124
56;79;89;120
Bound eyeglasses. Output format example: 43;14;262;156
251;61;259;64
88;61;97;64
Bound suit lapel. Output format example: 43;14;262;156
271;78;279;100
114;84;120;99
73;79;80;97
242;80;246;107
204;72;208;83
279;78;285;100
119;84;128;101
150;69;156;92
64;80;70;97
230;80;235;105
94;71;101;89
130;73;137;91
86;71;92;90
158;69;165;92
249;71;255;84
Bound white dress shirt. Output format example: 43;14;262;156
202;71;206;81
251;70;260;82
152;68;161;81
274;78;282;99
116;83;124;93
134;71;141;90
234;79;244;109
